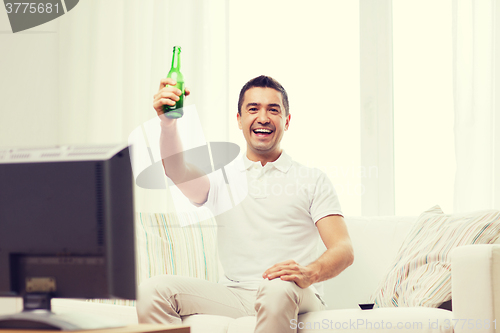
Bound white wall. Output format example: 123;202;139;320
393;0;455;215
0;0;460;216
0;11;57;315
0;9;59;148
228;0;362;214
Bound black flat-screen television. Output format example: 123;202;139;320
0;144;136;330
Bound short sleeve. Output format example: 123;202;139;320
310;170;343;223
191;169;233;217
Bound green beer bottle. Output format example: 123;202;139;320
163;46;184;118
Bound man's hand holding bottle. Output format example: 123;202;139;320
153;78;190;125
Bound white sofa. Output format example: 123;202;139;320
1;215;499;333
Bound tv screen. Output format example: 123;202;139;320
0;144;136;329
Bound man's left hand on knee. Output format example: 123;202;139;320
262;260;319;289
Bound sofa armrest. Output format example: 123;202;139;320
451;244;500;333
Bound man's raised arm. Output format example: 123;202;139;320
153;78;210;205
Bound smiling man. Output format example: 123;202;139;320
137;75;354;333
237;85;288;163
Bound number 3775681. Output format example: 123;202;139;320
5;2;59;14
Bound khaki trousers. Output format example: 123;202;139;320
136;275;326;333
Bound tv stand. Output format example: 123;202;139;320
0;324;190;333
0;294;126;330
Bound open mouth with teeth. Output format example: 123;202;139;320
252;128;274;137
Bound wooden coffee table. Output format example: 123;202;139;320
0;324;189;333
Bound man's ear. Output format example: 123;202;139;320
285;114;291;131
237;112;242;130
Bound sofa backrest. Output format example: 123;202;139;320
135;212;219;284
132;212;417;310
91;211;219;306
321;216;416;309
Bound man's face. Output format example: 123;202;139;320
237;87;290;160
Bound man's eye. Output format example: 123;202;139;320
270;109;279;113
249;108;258;112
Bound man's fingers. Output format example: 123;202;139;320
269;262;299;272
157;90;181;101
158;79;189;96
269;260;296;270
159;98;176;106
266;269;299;279
153;97;176;109
153;98;176;111
156;88;182;98
263;260;299;277
153;99;174;114
159;78;177;89
280;275;298;282
280;275;309;288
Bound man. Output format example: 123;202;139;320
137;75;354;333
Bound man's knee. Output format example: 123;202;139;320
255;279;299;309
136;275;181;320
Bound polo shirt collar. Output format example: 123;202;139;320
240;150;292;173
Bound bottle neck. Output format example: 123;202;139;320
171;48;181;70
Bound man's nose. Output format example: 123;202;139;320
257;110;270;123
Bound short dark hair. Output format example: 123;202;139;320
237;75;289;116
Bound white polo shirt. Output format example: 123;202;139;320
201;150;343;295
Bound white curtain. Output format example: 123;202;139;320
453;0;500;212
57;0;228;213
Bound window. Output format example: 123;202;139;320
228;0;361;214
393;0;455;215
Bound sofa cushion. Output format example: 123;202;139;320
222;308;453;333
134;212;219;284
88;211;219;307
298;308;453;333
182;314;234;333
371;205;500;308
323;216;416;309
